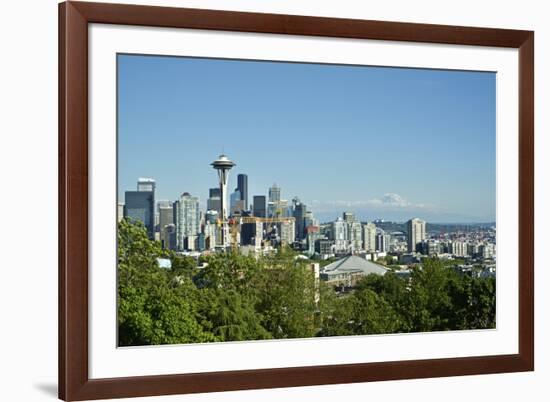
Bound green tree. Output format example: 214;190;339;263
117;219;213;346
319;287;400;336
197;288;271;341
406;258;455;331
356;273;410;331
251;252;318;339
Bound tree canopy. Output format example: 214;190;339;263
117;220;496;346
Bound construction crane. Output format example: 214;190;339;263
227;216;296;250
239;216;295;225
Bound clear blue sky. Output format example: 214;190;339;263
118;54;496;223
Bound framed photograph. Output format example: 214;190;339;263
59;1;534;400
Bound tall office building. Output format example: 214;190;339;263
241;220;263;247
406;218;426;252
158;202;174;246
268;183;281;217
230;188;241;215
206;187;221;215
268;183;281;203
176;192;200;251
363;222;377;252
253;195;266;217
137;177;156;192
161;224;177;250
303;210;316;230
237;174;248;211
293;199;307;241
124;190;155;239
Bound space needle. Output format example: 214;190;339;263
211;154;236;249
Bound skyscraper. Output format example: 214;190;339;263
293;199;307;241
159;202;174;246
209;188;221;198
124;190;155;239
241;220;263;247
204;209;219;250
137;177;156;192
237;174;248;211
176;192;200;251
363;222;376;252
253;195;266;218
207;187;221;214
349;221;363;251
230;188;244;215
279;219;296;246
161;224;177;250
343;212;355;223
268;183;281;203
268;183;283;217
406;218;426;252
331;217;348;252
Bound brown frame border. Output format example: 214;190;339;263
59;1;534;400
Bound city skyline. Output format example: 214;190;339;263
118;54;496;223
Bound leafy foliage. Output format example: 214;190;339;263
117;220;496;346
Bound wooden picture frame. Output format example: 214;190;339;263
59;1;534;400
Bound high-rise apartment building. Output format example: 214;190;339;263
343;212;355;223
363;222;377;252
406;218;426;252
176;192;200;251
342;212;362;251
450;241;468;257
331;217;349;252
349;221;363;251
376;232;391;253
279;219;296;246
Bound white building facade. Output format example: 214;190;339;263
176;192;200;251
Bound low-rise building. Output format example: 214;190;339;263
320;255;388;288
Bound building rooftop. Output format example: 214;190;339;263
321;255;388;276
